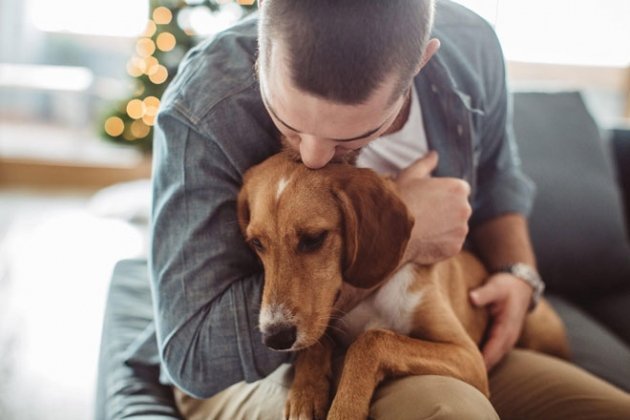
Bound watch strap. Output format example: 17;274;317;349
499;263;545;312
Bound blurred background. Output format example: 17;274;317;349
0;0;628;419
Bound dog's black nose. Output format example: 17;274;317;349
263;324;297;350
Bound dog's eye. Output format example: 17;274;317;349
249;238;265;252
298;231;328;253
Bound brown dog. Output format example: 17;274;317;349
237;151;570;420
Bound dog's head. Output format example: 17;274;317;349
237;152;413;351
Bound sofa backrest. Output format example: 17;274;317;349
512;91;630;298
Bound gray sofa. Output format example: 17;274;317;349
95;91;630;419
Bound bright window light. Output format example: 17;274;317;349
28;0;149;37
0;64;93;91
454;0;630;66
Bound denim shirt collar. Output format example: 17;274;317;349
415;53;484;193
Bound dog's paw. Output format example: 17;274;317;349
284;383;330;420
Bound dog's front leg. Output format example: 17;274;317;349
327;329;488;420
285;336;334;420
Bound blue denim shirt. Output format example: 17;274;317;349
149;0;535;398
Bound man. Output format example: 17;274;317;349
151;0;630;418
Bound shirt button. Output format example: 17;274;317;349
431;84;438;93
457;124;464;136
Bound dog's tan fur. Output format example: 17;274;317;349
238;152;570;420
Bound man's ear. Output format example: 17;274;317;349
415;38;441;74
332;168;414;289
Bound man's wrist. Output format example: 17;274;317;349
498;263;545;311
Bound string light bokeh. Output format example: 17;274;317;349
101;0;256;150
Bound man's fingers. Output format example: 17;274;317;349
398;150;439;181
482;326;509;370
482;320;520;370
470;281;501;307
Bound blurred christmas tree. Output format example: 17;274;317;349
101;0;256;151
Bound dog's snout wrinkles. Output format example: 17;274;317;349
263;324;297;350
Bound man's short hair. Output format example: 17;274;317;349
258;0;435;105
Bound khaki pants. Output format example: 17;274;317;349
175;350;630;419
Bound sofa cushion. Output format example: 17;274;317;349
512;91;630;297
95;259;181;420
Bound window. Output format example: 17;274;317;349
28;0;148;37
455;0;630;66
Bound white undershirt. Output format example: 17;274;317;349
356;85;428;176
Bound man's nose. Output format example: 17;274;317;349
299;136;335;169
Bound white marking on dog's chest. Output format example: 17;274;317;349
276;177;290;201
338;264;424;346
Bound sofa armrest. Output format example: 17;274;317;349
95;259;182;420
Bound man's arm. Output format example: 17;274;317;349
150;109;288;398
471;213;536;270
463;20;537;370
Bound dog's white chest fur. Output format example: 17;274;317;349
338;264;424;347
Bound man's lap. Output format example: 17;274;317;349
490;349;630;419
96;261;630;419
175;348;630;420
175;363;498;420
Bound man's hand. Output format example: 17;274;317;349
395;151;472;265
469;273;533;370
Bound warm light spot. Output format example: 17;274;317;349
144;56;159;75
156;32;176;52
153;7;173;25
126;56;148;78
136;38;156;58
126;59;143;77
143;113;156;126
131;120;151;139
123;126;136;141
126;99;146;119
104;116;125;137
143;95;160;108
238;0;256;5
149;65;168;84
144;105;159;117
143;96;160;117
142;20;157;37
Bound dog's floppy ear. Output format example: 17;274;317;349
332;168;414;289
236;180;251;236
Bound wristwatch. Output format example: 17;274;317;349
500;263;545;311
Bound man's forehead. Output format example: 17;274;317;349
259;65;403;141
260;41;399;110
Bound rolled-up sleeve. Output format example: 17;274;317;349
150;108;288;399
470;29;536;227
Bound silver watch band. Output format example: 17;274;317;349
500;263;545;311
